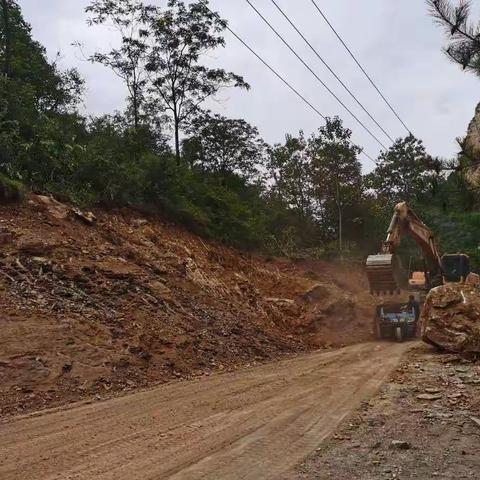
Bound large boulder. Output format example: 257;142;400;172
421;283;480;353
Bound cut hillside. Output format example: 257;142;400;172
0;194;375;416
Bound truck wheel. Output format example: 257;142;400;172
395;326;404;342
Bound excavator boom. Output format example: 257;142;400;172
366;202;443;295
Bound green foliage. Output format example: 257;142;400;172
183;111;267;179
365;135;434;204
308;117;363;241
145;0;249;159
418;206;480;271
268;132;311;218
268;117;364;252
428;0;480;77
2;0;480;267
0;172;24;202
85;0;153;128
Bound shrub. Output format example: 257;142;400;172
0;173;25;203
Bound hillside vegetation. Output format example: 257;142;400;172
0;0;478;268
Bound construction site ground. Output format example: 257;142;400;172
292;344;480;480
1;195;479;479
2;342;480;479
1;342;407;480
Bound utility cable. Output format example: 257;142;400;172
270;0;395;144
198;0;376;162
309;0;412;135
245;0;388;150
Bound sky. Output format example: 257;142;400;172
19;0;480;171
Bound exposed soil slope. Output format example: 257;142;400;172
0;194;375;415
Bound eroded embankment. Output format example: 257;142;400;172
0;194;375;415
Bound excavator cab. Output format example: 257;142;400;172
441;254;470;283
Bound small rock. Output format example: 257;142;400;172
391;440;411;450
448;392;463;399
470;416;480;428
62;362;73;373
417;393;443;401
71;207;96;226
132;218;148;227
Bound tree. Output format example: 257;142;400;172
307;117;363;252
428;0;480;77
85;0;154;129
268;132;313;218
0;0;84;181
146;0;249;161
366;134;434;203
1;0;11;78
183;111;266;179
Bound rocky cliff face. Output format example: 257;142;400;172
465;103;480;161
463;102;480;185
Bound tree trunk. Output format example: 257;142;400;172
336;184;343;256
338;207;343;254
132;89;139;130
174;112;180;165
2;0;11;79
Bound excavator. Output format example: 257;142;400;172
366;202;479;341
366;202;476;296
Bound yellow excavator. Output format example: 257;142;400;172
366;202;478;296
367;202;479;342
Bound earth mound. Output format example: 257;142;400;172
0;194;375;415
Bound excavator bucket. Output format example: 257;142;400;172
366;254;403;295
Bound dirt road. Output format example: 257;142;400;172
0;342;409;480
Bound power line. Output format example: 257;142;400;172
198;0;375;163
223;22;376;163
269;0;395;144
245;0;388;151
309;0;412;135
222;27;326;121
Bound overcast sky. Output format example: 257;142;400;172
19;0;480;171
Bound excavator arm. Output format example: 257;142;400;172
366;202;443;295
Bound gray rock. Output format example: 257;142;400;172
391;440;411;450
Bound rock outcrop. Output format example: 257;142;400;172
465;102;480;161
421;283;480;354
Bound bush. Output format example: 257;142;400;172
0;173;25;203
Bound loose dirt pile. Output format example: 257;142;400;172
421;284;480;354
0;194;375;416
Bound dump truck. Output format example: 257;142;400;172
375;302;417;342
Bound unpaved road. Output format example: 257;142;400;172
0;342;409;480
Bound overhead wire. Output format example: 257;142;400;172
198;0;376;163
309;0;412;135
269;0;395;144
244;0;388;151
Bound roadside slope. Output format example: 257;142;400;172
0;194;375;415
0;342;408;480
